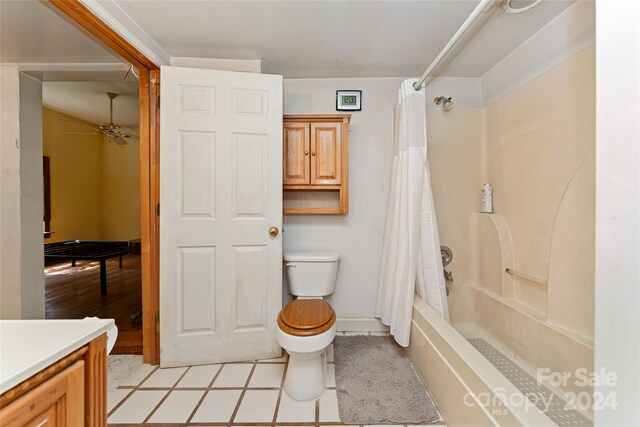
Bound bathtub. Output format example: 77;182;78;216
406;295;557;426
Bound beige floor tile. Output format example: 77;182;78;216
190;390;242;423
107;388;131;413
233;390;279;422
249;363;285;388
147;390;204;423
213;363;253;387
177;364;221;388
325;364;336;388
116;364;156;387
260;353;288;363
319;389;341;422
140;366;187;388
326;344;334;363
276;392;317;422
107;390;166;424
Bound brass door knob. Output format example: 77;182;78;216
268;226;279;237
311;151;316;156
305;151;309;155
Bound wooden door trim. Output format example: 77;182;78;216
48;0;161;364
47;1;158;71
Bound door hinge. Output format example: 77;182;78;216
156;203;160;216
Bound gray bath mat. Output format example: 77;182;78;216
333;335;440;424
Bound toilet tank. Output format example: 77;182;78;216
284;251;340;297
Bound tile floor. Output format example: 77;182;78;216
108;334;442;427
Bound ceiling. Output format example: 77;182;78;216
111;0;575;78
2;0;578;138
0;0;122;64
1;0;576;84
43;82;139;126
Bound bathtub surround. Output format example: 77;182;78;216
410;43;597;422
333;335;439;424
377;80;449;347
482;45;595;327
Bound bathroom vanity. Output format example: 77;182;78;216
0;319;113;427
283;114;350;214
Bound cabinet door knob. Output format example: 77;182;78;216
305;151;309;155
311;151;316;156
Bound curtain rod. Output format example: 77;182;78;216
413;0;494;91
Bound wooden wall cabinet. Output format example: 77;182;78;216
283;114;350;214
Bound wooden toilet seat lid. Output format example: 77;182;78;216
278;299;336;337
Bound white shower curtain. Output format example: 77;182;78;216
376;79;450;347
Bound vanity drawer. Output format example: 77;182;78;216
0;361;84;427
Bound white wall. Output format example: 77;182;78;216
0;68;45;320
283;78;402;328
594;0;640;424
282;77;480;329
170;57;262;73
0;65;22;319
19;73;44;319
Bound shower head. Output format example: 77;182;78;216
434;96;453;112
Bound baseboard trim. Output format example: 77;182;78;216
335;317;389;332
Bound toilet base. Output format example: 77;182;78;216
284;349;326;401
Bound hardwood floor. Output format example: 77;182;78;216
45;254;142;354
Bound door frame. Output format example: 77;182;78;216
48;0;161;363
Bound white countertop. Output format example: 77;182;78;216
0;319;114;394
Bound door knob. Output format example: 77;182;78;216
268;226;279;237
311;151;316;156
305;150;309;155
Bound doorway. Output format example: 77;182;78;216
44;0;161;364
42;81;143;354
0;0;161;363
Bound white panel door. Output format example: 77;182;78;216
160;66;283;367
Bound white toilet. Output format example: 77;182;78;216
276;251;340;401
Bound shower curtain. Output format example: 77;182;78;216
376;79;450;347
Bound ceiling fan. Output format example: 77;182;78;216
62;92;139;145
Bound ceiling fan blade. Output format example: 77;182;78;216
122;135;139;141
60;119;100;131
118;126;138;133
63;131;100;135
114;136;128;145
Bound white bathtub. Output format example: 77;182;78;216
406;296;557;426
